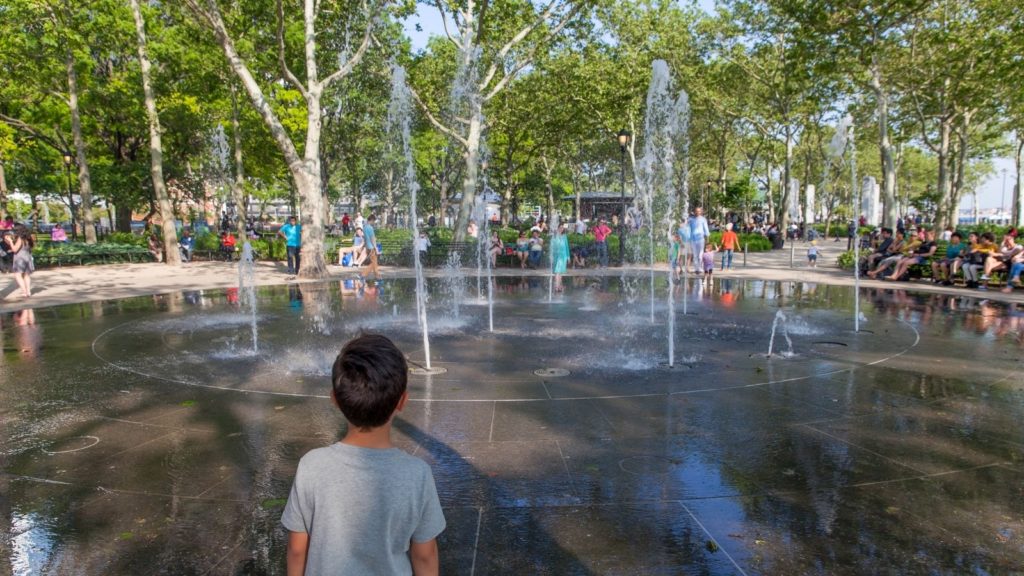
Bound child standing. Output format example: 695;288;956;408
701;243;717;279
807;241;820;267
282;334;445;575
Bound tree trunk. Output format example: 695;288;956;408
116;205;132;232
1014;135;1023;228
542;156;555;225
296;91;328;277
501;177;514;227
438;177;450;227
571;166;581;222
230;84;246;236
0;161;7;206
130;0;181;265
871;61;897;229
934;118;953;229
454;112;482;241
951;111;974;227
67;53;97;244
779;130;793;228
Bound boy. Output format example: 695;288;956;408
720;222;738;270
282;334;445;575
807;241;819;268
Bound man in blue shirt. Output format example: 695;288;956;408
278;215;302;275
363;214;380;278
687;207;709;274
178;228;195;262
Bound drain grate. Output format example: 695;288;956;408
410;366;448;376
534;368;570;377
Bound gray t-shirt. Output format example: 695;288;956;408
281;442;446;575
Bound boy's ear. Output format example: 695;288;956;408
394;390;410;414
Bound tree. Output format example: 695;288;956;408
129;0;181;264
409;0;585;241
181;0;387;278
718;0;829;228
0;0;117;242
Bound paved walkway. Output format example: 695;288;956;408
3;242;1022;312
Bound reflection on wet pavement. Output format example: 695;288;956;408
1;277;1023;574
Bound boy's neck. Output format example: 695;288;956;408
340;423;394;450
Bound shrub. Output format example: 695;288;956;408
105;232;147;247
836;250;856;270
195;232;220;251
34;241;152;266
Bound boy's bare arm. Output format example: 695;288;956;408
287;531;309;576
409;538;439;576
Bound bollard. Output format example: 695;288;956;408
790;240;795;268
743;243;748;267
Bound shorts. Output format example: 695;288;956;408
808;254;817;262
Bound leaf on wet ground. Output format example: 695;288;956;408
179;400;196;407
261;498;287;509
118;531;134;540
705;540;719;552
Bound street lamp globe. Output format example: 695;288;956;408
63;153;73;166
617;129;632;150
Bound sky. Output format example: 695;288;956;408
400;3;1016;214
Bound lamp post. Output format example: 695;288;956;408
703;179;712;212
617;129;631;265
62;153;76;240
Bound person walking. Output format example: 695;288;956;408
4;225;35;298
363;214;380;279
278;215;302;275
687;207;710;274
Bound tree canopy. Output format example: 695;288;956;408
2;0;1021;272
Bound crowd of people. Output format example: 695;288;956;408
861;227;1023;292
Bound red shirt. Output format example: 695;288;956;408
721;230;739;250
593;224;611;242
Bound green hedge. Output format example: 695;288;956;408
708;232;771;252
34;241;153;266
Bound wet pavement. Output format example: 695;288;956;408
1;274;1023;575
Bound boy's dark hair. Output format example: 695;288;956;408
951;232;962;240
981;232;996;242
331;333;408;429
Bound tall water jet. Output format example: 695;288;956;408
238;241;258;353
472;189;495;331
634;60;689;366
829;114;860;332
472;194;488;300
390;65;434;368
788;178;801;225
